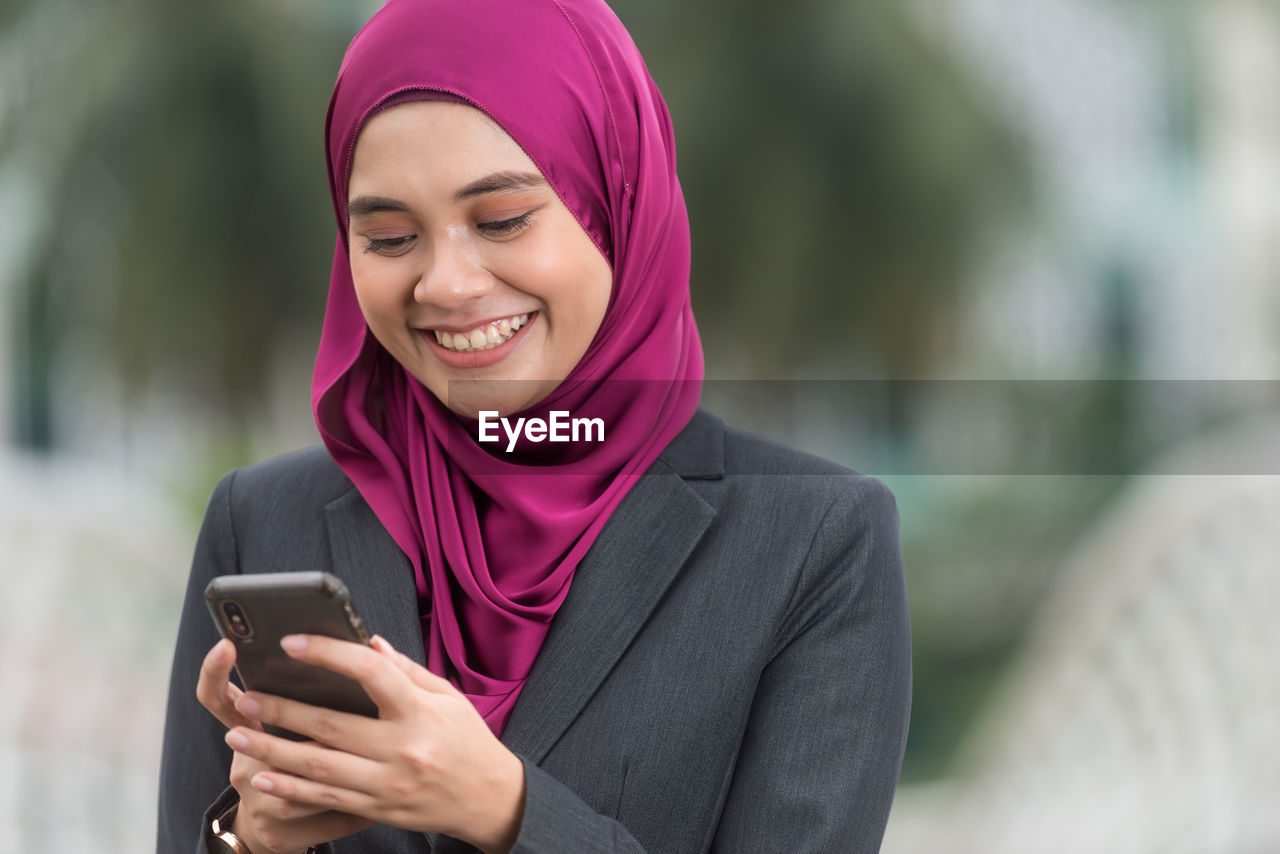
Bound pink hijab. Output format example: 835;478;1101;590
313;0;703;734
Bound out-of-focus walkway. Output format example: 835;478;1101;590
0;453;191;852
885;416;1280;853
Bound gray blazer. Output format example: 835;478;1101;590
157;409;911;853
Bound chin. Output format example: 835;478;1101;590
434;378;554;420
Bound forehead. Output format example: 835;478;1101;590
349;100;537;193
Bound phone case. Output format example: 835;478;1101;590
204;571;379;739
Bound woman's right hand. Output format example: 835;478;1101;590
197;639;373;853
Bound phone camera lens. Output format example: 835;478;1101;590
221;601;253;639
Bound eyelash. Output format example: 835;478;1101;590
477;211;535;237
360;212;535;255
362;235;414;255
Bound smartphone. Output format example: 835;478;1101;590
204;571;379;739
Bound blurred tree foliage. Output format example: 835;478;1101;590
3;0;351;446
3;0;1026;447
612;0;1030;377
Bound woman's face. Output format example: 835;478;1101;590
346;100;612;418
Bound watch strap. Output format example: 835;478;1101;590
208;800;253;854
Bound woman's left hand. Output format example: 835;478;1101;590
224;635;525;854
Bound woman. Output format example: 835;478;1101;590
157;0;911;852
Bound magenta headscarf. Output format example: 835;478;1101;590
313;0;703;735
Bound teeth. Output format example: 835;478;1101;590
433;313;532;353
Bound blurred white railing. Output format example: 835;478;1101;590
0;452;191;852
884;416;1280;853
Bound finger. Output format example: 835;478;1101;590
278;634;412;714
237;691;382;755
249;769;382;823
226;727;382;794
244;789;330;823
196;639;260;731
369;634;399;661
371;635;459;697
230;754;330;822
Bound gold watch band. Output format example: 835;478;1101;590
209;801;253;854
208;800;320;854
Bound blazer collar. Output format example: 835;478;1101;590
657;407;725;480
323;407;724;763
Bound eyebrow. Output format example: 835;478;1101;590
347;195;410;218
347;171;548;219
454;170;547;200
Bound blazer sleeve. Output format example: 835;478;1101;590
156;470;241;854
709;475;912;853
501;758;645;852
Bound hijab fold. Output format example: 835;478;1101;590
313;0;703;734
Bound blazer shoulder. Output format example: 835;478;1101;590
665;406;860;480
683;410;897;531
720;422;855;478
223;446;354;509
202;447;357;553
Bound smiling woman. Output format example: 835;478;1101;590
157;1;910;852
345;100;611;418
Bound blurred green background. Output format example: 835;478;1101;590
3;0;1279;850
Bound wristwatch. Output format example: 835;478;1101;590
208;800;252;854
208;800;320;854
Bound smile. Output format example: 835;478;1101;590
432;313;531;352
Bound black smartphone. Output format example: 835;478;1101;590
204;571;379;739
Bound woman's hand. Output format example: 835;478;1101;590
195;639;259;732
224;635;526;854
196;639;374;854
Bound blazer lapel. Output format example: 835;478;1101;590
500;413;722;763
323;410;726;766
324;489;429;668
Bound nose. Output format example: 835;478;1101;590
413;228;493;307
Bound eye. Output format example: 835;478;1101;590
476;211;535;239
362;235;416;256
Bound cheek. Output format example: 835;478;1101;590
350;248;395;298
521;238;611;326
568;253;612;337
348;269;378;323
349;260;401;337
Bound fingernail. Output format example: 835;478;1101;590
280;635;307;653
236;695;261;717
252;774;275;793
226;730;250;750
